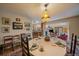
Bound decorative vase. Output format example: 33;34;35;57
44;36;50;41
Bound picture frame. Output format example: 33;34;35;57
24;22;30;27
2;17;10;25
26;27;30;30
12;22;23;29
1;27;10;33
16;18;20;22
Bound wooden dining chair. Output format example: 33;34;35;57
21;33;33;56
3;36;14;55
65;33;74;56
65;33;77;56
70;33;74;53
13;35;21;49
72;35;77;56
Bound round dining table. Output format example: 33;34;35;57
29;37;66;56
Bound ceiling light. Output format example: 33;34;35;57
41;3;50;22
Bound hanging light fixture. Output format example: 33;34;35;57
41;3;50;22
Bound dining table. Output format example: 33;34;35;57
29;37;66;56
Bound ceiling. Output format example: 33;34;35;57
0;3;79;23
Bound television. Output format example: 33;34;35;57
49;30;54;33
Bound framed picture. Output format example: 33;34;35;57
16;18;20;22
12;22;23;29
26;27;30;30
24;22;30;27
2;17;10;25
1;27;10;33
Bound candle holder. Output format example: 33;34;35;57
39;46;44;52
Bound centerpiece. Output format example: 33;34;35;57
44;29;50;41
44;36;50;41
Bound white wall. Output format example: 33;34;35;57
69;16;79;39
0;9;32;45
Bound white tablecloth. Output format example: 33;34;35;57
29;37;66;56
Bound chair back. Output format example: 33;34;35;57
13;35;21;47
3;35;14;55
21;33;30;56
70;33;74;53
72;35;77;56
3;36;14;50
